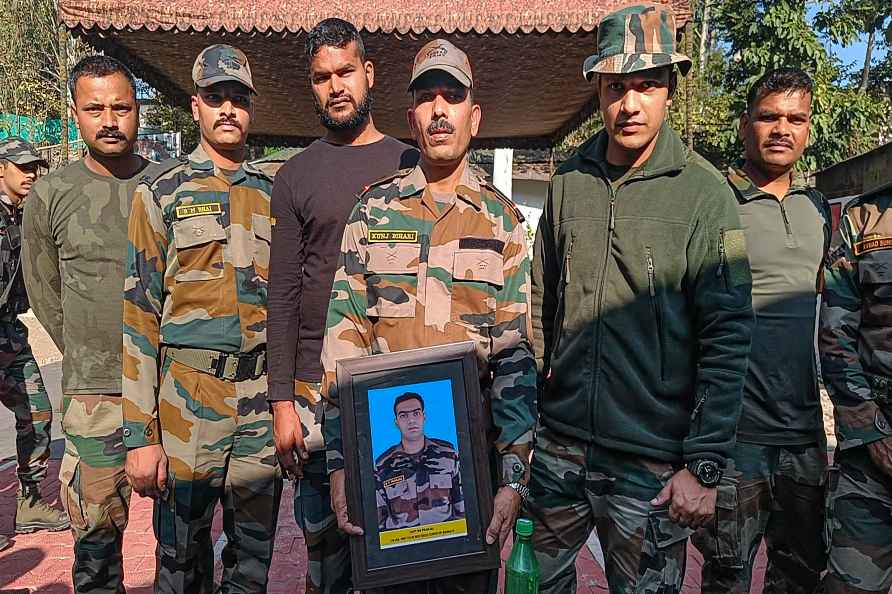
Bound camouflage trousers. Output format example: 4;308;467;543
824;446;892;593
153;359;282;594
691;441;827;594
524;427;690;594
59;393;131;594
292;378;351;594
0;318;52;485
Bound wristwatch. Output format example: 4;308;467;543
505;482;530;503
686;459;723;488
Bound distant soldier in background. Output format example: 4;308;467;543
375;392;464;531
0;137;69;553
123;44;281;594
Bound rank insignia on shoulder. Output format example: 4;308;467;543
175;202;223;219
854;236;892;256
369;230;419;243
383;475;406;488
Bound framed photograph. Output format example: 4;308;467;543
336;341;499;589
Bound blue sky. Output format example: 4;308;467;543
807;5;889;73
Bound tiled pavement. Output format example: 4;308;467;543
0;456;770;594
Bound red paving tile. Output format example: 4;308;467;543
1;459;772;593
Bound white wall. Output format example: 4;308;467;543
510;178;548;250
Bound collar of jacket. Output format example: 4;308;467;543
187;144;261;184
577;120;687;181
727;160;808;202
397;161;485;212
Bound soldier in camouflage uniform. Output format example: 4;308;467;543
374;392;464;531
529;5;753;593
321;39;537;594
0;138;69;551
820;179;892;594
23;55;151;593
123;45;282;593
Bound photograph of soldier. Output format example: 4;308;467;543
373;388;466;540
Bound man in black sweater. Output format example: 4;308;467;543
267;18;417;594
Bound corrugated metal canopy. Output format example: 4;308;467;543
60;0;691;147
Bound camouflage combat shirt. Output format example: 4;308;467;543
122;145;272;448
820;183;892;450
320;164;537;485
23;157;150;394
0;194;28;319
375;437;464;530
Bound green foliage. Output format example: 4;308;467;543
144;98;200;153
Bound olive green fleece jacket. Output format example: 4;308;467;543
532;123;754;466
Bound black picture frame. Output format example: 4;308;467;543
336;341;499;589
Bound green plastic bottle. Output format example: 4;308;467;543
504;518;539;594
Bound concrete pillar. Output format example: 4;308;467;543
492;147;514;198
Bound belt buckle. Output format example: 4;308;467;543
235;352;260;381
211;353;228;378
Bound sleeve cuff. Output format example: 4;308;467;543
267;382;296;402
326;449;345;475
123;418;161;448
837;404;892;450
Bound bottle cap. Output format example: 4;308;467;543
515;518;534;537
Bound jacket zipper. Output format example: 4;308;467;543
690;387;708;434
590;176;617;436
716;227;727;287
551;234;574;357
646;248;666;381
779;200;797;247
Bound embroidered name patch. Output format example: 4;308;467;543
369;230;418;243
854;236;892;256
383;475;406;488
175;203;223;219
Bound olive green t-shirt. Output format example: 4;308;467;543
23;157;150;394
728;165;830;445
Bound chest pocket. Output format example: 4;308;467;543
451;249;503;327
859;250;892;301
366;243;420;318
252;213;271;282
172;214;226;282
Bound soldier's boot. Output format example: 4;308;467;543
15;482;70;534
0;534;10;551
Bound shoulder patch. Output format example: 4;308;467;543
482;182;525;223
361;168;413;197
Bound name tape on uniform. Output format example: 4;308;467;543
854;236;892;256
368;230;418;243
175;203;223;219
383;475;405;488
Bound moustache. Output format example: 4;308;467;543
214;119;242;130
96;129;126;140
766;139;794;149
427;117;455;135
326;95;354;109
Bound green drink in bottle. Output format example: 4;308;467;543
504;518;539;594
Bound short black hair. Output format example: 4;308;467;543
746;68;813;113
306;18;366;62
393;392;424;415
68;55;138;103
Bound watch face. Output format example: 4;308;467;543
698;461;720;486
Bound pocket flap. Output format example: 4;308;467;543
367;243;420;274
252;213;272;242
173;215;226;249
453;249;503;287
648;510;692;549
859;253;892;283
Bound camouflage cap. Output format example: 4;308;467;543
408;39;473;91
583;3;692;81
192;44;257;94
0;136;48;168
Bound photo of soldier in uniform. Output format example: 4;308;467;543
369;379;468;549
